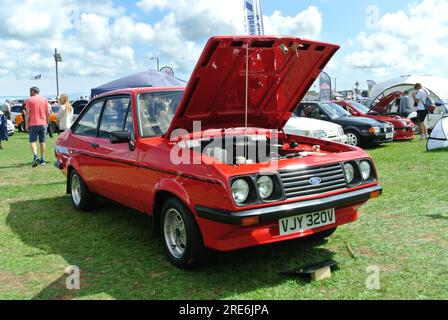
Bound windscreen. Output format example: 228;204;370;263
137;90;184;137
320;102;351;120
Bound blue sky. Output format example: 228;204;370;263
0;0;445;97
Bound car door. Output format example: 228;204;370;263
70;99;107;192
91;96;142;210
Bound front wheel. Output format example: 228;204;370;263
345;131;362;147
69;170;97;211
161;198;205;269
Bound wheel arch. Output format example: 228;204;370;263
151;181;193;237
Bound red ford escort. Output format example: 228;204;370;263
55;36;382;268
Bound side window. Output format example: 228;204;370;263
73;100;104;136
302;105;322;119
98;97;131;138
124;107;134;133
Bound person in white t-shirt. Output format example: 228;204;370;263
412;83;429;140
57;94;74;132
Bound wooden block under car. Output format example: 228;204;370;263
311;266;332;281
280;260;338;282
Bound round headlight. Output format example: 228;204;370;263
257;176;274;199
344;163;355;184
231;179;250;204
360;161;372;181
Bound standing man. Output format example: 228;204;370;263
26;87;50;167
399;91;412;118
412;83;429;140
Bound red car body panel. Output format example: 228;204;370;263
335;100;414;141
55;36;382;253
166;36;340;137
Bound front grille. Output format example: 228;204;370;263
280;164;347;200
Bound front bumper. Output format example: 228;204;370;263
196;185;382;225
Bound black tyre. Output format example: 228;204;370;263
69;170;97;211
306;227;337;241
345;130;362;147
161;197;205;269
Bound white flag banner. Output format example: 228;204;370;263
244;0;265;35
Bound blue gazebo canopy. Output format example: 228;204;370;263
91;70;187;98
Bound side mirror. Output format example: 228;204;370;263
110;130;131;144
352;111;359;116
320;114;328;120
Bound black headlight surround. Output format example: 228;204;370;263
229;173;285;207
229;176;258;207
343;159;377;188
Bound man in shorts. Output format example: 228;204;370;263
26;87;50;167
412;83;429;140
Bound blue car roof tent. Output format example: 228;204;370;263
91;70;187;98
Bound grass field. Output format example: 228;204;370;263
0;132;447;300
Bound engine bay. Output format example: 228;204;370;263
177;132;349;165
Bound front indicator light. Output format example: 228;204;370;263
368;127;380;135
370;191;381;199
241;216;260;226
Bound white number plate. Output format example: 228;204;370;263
279;209;336;236
386;132;394;139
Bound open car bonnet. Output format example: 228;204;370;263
369;91;403;114
165;36;339;138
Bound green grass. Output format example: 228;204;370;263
0;133;447;300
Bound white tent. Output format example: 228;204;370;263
427;117;448;151
368;75;448;108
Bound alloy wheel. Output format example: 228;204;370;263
163;208;187;259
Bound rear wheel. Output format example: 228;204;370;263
161;198;205;269
345;131;361;147
69;170;97;211
306;227;337;241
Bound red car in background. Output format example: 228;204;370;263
55;36;382;268
335;97;415;141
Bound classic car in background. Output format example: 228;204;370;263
296;101;394;147
335;99;415;141
284;115;347;144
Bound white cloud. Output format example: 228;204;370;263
345;0;448;77
0;0;324;95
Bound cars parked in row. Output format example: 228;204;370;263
334;100;415;141
55;36;382;268
296;101;394;147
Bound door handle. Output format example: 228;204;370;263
90;143;100;149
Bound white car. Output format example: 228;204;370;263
10;104;23;124
7;119;14;135
284;115;348;144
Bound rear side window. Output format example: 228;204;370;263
73;100;104;136
98;97;131;138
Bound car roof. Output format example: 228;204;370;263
94;86;185;100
